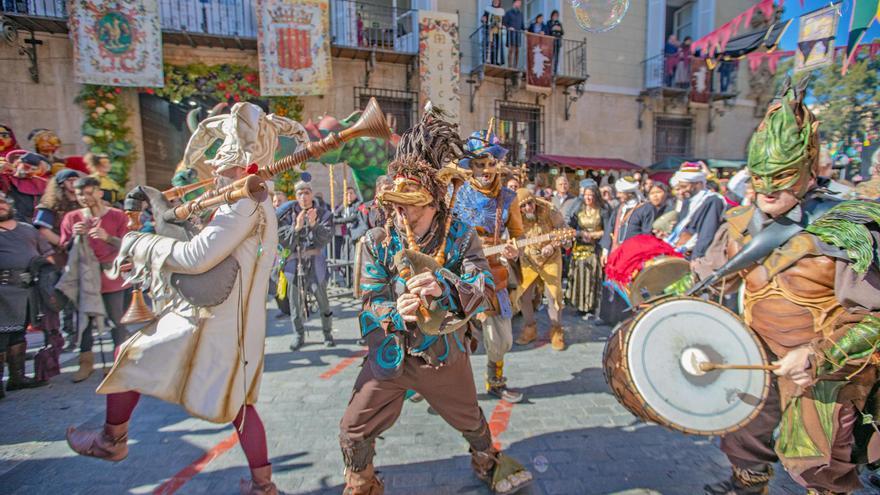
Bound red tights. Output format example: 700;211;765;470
105;391;269;468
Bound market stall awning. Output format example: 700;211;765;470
530;154;642;171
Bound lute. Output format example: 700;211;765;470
481;228;576;257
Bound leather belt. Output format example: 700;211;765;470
286;249;320;260
0;269;30;286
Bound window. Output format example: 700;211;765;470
354;87;417;136
654;117;693;163
495;101;543;165
673;2;694;41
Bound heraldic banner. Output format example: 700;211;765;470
418;11;460;122
69;0;163;87
257;0;332;96
526;33;553;94
795;5;839;73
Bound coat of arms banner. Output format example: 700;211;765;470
526;33;553;94
69;0;164;87
257;0;332;96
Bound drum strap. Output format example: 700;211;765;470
688;196;837;295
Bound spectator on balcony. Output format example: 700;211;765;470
528;13;546;34
485;0;505;66
503;0;525;68
675;37;693;88
480;12;490;64
664;34;680;86
718;60;737;93
546;10;564;74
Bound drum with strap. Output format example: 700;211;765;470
603;297;771;435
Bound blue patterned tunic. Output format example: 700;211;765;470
357;215;492;380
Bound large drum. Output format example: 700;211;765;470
603;297;770;436
628;256;690;307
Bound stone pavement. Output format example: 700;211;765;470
0;290;875;494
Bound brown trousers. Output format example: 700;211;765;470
339;353;492;471
720;379;862;492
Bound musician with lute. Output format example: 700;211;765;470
512;187;574;351
452;125;525;404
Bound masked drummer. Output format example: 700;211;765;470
339;112;532;495
452;126;525;403
695;81;880;495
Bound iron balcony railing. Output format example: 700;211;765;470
1;0;66;18
642;53;739;96
469;25;587;81
2;0;418;53
330;0;417;53
160;0;256;39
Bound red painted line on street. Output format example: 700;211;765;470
153;432;238;495
488;400;515;450
320;350;368;379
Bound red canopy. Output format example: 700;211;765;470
530;154;642;171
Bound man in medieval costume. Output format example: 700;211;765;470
697;80;880;495
513;187;568;350
598;176;654;324
452;127;525;403
0;151;49;223
664;161;726;260
339;111;532;495
64;102;310;495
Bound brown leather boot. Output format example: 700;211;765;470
71;351;94;383
470;447;534;494
6;342;47;390
239;464;277;495
343;464;384;495
486;361;524;403
703;465;772;495
514;323;537;346
66;421;129;462
550;324;566;351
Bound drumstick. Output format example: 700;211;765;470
699;362;779;372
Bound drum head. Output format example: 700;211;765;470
629;257;690;307
626;298;769;435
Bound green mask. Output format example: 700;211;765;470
747;88;817;196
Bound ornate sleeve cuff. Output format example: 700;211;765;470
811;315;880;377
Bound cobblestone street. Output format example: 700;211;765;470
0;291;872;494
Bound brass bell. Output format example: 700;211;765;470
121;288;155;325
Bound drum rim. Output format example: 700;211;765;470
615;296;771;436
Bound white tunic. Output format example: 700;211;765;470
98;197;278;424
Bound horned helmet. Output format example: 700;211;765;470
746;77;819;198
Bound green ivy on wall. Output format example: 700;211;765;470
75;85;136;186
143;63;304;196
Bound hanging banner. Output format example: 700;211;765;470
690;58;712;104
525;32;554;94
418;11;460;122
257;0;332;96
843;0;880;74
795;5;839;73
69;0;163;87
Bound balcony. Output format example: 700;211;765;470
642;53;739;101
468;26;588;88
330;0;417;64
1;0;68;33
2;0;418;61
160;0;257;49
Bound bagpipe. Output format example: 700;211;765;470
119;98;392;325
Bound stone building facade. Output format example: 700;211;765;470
0;0;763;196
